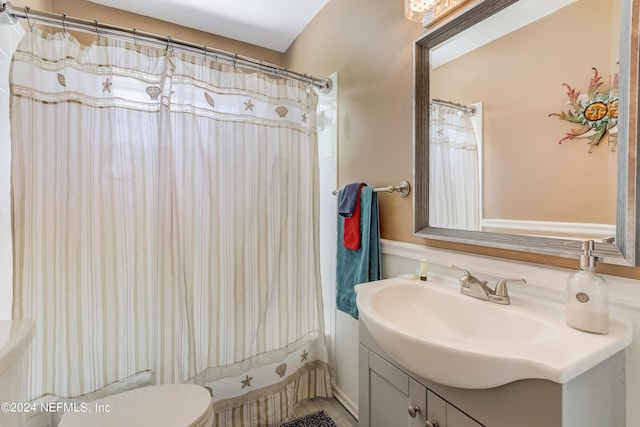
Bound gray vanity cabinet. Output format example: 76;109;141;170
359;322;626;427
360;344;481;427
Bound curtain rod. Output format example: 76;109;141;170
0;2;333;93
432;98;476;115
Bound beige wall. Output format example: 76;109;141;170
285;0;640;278
10;0;283;65
431;0;618;225
12;0;51;12
284;0;425;245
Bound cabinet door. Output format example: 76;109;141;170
360;346;410;427
409;378;427;427
427;390;483;427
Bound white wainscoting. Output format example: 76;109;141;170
481;219;616;239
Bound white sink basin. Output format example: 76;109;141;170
356;278;633;389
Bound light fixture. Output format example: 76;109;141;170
404;0;435;23
405;0;474;26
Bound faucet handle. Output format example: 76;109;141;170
457;269;479;289
494;278;526;297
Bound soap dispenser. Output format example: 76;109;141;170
566;240;609;334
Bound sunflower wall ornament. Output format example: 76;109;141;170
549;67;618;153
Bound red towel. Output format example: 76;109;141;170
344;185;364;250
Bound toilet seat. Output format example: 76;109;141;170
59;384;214;427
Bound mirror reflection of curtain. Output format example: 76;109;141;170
429;103;480;231
11;29;330;425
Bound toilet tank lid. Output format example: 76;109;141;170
59;384;213;427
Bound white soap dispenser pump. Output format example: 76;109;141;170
566;240;609;334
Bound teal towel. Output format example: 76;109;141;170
336;186;381;319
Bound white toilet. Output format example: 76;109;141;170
0;319;212;427
58;383;214;427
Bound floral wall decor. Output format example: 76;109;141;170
549;67;618;153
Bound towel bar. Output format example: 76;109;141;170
332;181;410;197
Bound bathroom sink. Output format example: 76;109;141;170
356;278;633;389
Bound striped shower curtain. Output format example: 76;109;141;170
429;103;480;231
10;28;330;425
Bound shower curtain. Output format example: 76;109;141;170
429;103;480;231
10;29;330;426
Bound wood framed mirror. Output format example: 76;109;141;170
414;0;639;266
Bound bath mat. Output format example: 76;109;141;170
280;410;338;427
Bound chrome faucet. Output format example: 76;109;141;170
458;270;526;305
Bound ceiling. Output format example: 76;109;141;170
87;0;330;52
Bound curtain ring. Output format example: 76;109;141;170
302;75;310;91
166;36;173;52
61;13;67;34
132;28;139;47
24;6;33;29
94;20;100;41
203;44;207;63
233;52;238;68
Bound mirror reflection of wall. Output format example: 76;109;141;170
429;0;620;240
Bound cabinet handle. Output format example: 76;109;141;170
408;406;421;418
426;421;439;427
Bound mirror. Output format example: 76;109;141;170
414;0;640;266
